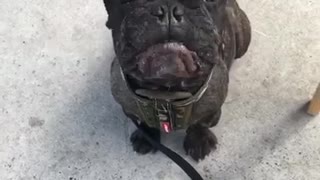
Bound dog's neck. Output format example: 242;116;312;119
119;65;215;133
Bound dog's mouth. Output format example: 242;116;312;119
123;42;211;100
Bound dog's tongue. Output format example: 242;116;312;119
137;43;199;79
135;89;192;100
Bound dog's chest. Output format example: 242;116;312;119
110;58;229;131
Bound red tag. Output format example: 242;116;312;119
161;122;171;133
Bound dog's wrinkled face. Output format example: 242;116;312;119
105;0;227;93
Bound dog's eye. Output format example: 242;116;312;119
184;0;217;9
121;0;134;4
204;0;217;3
183;0;202;9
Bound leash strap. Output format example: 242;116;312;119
131;119;204;180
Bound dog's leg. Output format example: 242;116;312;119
183;110;221;161
183;125;218;161
123;111;160;154
130;122;160;154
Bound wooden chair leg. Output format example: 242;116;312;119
307;83;320;116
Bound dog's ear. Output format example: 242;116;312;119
103;0;122;30
103;0;113;13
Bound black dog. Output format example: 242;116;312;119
103;0;251;161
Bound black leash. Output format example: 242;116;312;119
131;119;204;180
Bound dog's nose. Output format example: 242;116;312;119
151;4;184;23
171;5;184;23
151;6;166;21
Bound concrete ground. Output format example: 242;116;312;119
0;0;319;179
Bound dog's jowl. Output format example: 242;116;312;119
103;0;251;161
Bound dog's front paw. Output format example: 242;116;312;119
183;125;217;161
130;129;159;154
